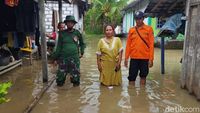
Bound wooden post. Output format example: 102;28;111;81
161;37;165;74
197;5;200;100
39;0;48;82
181;0;190;88
197;3;200;101
58;0;62;22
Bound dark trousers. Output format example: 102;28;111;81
128;59;149;81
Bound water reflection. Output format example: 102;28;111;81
31;36;200;113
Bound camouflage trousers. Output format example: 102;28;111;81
56;57;80;86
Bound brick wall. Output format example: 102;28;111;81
44;1;73;32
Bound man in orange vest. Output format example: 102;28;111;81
124;11;154;86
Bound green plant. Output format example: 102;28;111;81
0;82;12;104
84;0;128;34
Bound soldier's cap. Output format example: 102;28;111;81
64;15;77;24
134;11;144;19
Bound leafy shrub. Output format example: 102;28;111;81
0;82;12;104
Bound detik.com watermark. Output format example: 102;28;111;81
165;106;200;113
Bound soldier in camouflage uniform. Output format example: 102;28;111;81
52;15;85;87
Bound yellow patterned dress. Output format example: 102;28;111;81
96;37;123;86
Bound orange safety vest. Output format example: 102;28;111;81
125;24;154;61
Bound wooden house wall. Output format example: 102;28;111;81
182;1;200;100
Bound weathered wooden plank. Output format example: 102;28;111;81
188;5;198;93
39;0;48;82
58;0;62;22
181;0;191;89
0;60;22;75
183;1;200;100
194;4;200;100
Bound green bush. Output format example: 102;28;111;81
0;82;12;104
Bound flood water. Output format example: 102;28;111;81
0;35;200;113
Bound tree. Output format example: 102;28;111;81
85;0;128;34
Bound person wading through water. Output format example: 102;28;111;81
124;11;154;86
52;15;86;87
96;24;123;87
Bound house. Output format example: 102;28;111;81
38;0;89;81
122;0;185;42
122;0;160;37
45;0;89;33
0;0;89;78
123;0;200;100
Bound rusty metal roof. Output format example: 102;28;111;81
145;0;186;18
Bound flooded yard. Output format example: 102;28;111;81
0;35;199;113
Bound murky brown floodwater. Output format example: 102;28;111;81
0;35;200;113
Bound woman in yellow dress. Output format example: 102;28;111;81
96;24;123;86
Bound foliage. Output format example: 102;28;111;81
84;0;128;34
85;33;104;39
0;82;12;104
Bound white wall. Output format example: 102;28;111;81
73;4;84;32
122;0;150;33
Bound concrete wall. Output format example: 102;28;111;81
73;4;84;32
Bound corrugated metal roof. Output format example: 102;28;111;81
122;0;186;18
144;0;186;18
